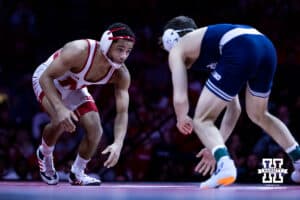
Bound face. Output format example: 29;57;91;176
107;39;134;64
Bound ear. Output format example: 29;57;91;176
99;30;113;55
162;29;180;52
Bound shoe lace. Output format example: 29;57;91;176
213;162;224;175
77;170;89;178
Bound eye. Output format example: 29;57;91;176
126;49;132;54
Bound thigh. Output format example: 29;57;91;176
247;44;276;98
79;111;102;134
194;87;228;121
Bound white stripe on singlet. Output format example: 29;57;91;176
219;28;262;54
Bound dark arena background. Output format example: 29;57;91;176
0;0;300;199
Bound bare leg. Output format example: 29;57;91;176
193;87;237;188
41;96;65;146
36;96;63;185
69;111;102;185
193;87;228;151
245;88;300;183
245;89;297;150
78;111;103;159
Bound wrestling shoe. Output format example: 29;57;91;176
36;148;59;185
200;156;237;189
291;160;300;183
69;170;101;186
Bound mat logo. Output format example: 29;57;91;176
257;158;288;183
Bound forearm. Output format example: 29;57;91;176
113;111;128;146
40;75;64;111
174;97;189;121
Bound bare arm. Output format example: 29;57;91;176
168;48;189;121
102;67;130;168
113;68;130;146
39;40;87;131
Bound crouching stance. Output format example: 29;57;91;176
32;23;135;185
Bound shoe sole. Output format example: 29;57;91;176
217;176;236;186
200;176;236;189
69;177;101;186
69;180;101;186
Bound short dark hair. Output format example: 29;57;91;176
163;16;198;37
107;22;136;40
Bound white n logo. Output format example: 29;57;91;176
258;158;288;184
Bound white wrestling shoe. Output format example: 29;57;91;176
36;148;59;185
200;156;237;189
291;160;300;183
69;170;101;186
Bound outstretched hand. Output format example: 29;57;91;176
102;143;122;168
194;148;216;176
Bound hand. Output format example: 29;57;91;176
102;143;122;168
194;148;216;176
55;106;78;133
176;115;193;135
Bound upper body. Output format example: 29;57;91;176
164;23;263;73
41;39;131;90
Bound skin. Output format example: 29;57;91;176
167;27;297;175
39;38;134;168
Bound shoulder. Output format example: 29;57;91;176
174;27;208;60
62;39;89;56
113;65;131;88
59;39;90;65
117;65;131;81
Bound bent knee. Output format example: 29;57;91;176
193;117;214;128
246;109;268;125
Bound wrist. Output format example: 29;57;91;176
177;114;187;122
54;103;66;112
114;140;123;147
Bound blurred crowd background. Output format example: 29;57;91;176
0;0;300;184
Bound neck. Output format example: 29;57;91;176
104;54;122;69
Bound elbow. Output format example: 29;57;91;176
39;73;53;89
39;75;46;89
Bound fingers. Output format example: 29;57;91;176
177;122;193;135
196;149;205;158
209;164;216;175
195;148;216;176
102;147;109;155
194;160;205;173
62;112;77;133
71;112;79;122
202;163;212;176
195;160;207;175
102;147;118;168
63;117;76;132
195;160;215;176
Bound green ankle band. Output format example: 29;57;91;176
214;147;229;162
288;146;300;162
